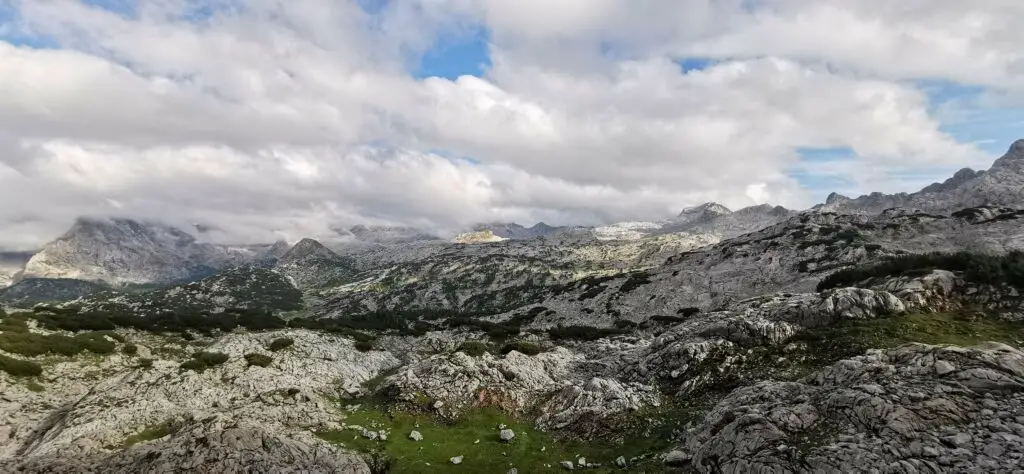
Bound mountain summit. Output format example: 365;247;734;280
818;139;1024;214
20;218;280;285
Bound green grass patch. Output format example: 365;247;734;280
26;380;45;392
121;421;178;449
316;406;649;474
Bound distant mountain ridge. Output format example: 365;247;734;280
817;139;1024;214
10;139;1023;286
19;217;281;286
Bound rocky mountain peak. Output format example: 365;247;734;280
278;238;340;265
678;202;732;219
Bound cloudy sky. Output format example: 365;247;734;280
1;0;1022;248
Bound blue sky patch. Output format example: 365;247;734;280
414;27;491;80
677;57;715;73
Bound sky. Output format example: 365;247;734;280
1;0;1023;248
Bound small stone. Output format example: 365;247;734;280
942;433;971;448
474;439;480;444
409;430;423;442
499;429;516;442
433;401;444;410
665;450;690;466
450;456;463;465
560;460;575;470
922;446;939;457
934;360;956;375
983;443;1005;458
615;456;627;468
508;469;518;474
577;457;586;467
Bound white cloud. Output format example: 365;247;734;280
0;0;1019;249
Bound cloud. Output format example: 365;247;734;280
0;0;1018;249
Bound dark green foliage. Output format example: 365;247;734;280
447;317;522;340
244;353;273;367
354;341;374;352
122;343;138;356
26;305;289;336
137;358;154;369
180;351;229;372
612;319;638;329
0;314;29;333
0;354;42;376
547;325;625;341
268;337;294;352
650;315;686;324
287;318;377;342
818;251;1024;291
676;307;701;317
193;351;229;366
456;340;489;356
618;272;652;293
0;330;115;357
179;359;207;372
499;341;542;356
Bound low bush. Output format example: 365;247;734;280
499;341;542;356
122;343;139;356
547;325;625;341
193;351;229;366
0;331;115;357
650;315;686;324
268;337;295;352
244;353;273;368
137;358;154;369
354;341;374;352
180;351;229;373
818;251;1024;292
0;354;42;377
456;340;489;356
179;359;208;372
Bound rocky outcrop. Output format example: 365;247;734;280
5;421;370;473
1;329;398;466
675;343;1024;474
536;377;660;431
375;348;582;415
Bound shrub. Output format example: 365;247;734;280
613;319;638;329
26;381;45;392
456;340;489;356
0;331;115;357
499;341;542;356
818;251;1024;292
244;353;273;368
547;325;625;341
354;341;374;352
179;359;208;373
0;354;42;377
122;343;139;356
193;351;229;366
650;315;686;324
676;307;701;317
137;358;154;369
268;337;295;352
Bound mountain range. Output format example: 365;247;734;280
7;140;1023;290
3;140;1024;473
